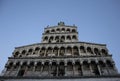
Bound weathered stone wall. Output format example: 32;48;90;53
1;78;120;81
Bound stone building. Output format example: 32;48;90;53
0;22;120;81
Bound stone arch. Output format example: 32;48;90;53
74;61;82;76
51;62;57;76
90;61;100;75
28;48;33;55
46;47;53;56
60;36;65;42
66;46;72;55
61;28;65;32
45;30;50;33
60;47;65;56
7;62;14;71
66;35;71;40
51;29;55;33
94;48;100;55
17;61;27;77
43;62;49;72
40;47;46;56
22;50;26;55
87;47;93;54
83;61;89;70
44;36;48;41
80;46;86;53
20;61;27;73
34;47;40;54
28;62;34;71
67;61;73;72
56;28;60;32
73;46;79;56
14;51;20;57
49;36;54;43
72;29;76;32
106;60;113;68
66;28;70;32
72;35;77;40
35;62;42;71
58;62;65;76
101;49;108;56
53;47;59;56
55;36;59;43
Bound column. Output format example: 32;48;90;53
57;63;59;76
78;48;81;56
89;63;93;75
40;62;44;75
33;62;37;72
80;64;83;76
44;49;47;57
97;63;101;75
72;62;75;76
72;48;74;56
58;48;60;56
48;62;52;76
64;63;67;76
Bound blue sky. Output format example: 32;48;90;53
0;0;120;73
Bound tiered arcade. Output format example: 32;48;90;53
2;22;118;77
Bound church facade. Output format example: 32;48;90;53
0;22;120;81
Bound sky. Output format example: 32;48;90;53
0;0;120;73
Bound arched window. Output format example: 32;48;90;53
14;51;19;57
49;36;54;43
58;62;65;76
83;61;89;70
44;36;48;41
73;46;79;56
51;29;55;33
28;62;34;71
43;62;49;72
90;61;100;75
67;36;71;40
45;30;50;33
7;62;13;71
28;49;33;55
14;62;20;70
60;36;65;42
35;62;42;71
61;28;65;32
51;62;57;76
46;47;53;56
101;49;108;56
20;62;27;71
74;61;82;76
66;47;72;54
87;47;93;54
56;28;60;32
94;48;100;55
53;47;59;56
67;62;73;71
35;47;40;54
60;47;65;56
80;46;86;53
72;35;77;40
99;61;105;68
22;50;26;55
40;47;46;56
66;28;70;32
106;60;113;68
55;36;59;43
72;29;76;32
